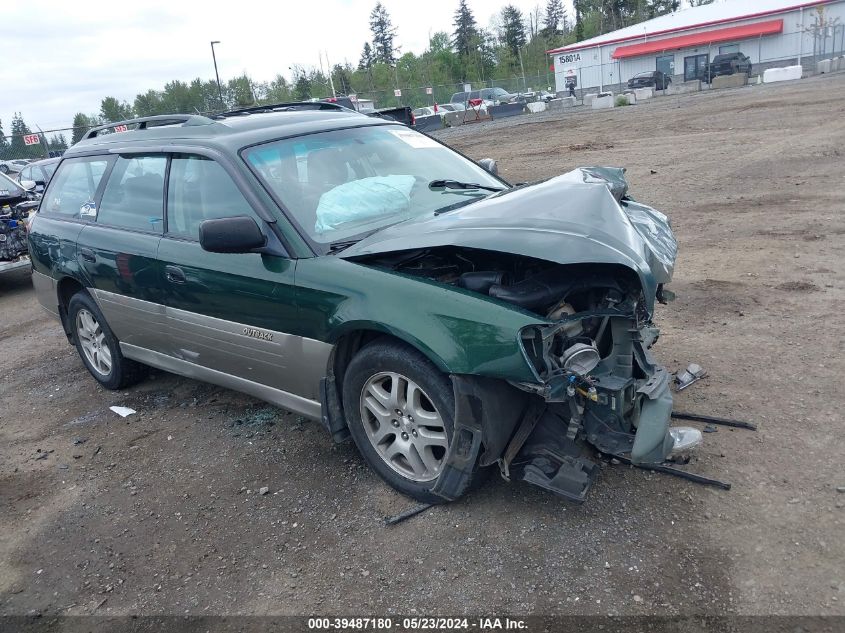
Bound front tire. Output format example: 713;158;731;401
67;291;147;390
342;340;476;503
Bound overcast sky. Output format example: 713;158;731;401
1;0;581;133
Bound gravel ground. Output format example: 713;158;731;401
1;73;844;619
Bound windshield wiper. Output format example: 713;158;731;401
428;179;504;193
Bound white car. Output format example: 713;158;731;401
0;159;31;174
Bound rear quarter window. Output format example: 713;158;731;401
41;156;111;219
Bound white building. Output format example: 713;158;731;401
548;0;845;93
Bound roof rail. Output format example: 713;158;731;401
84;114;215;140
213;101;350;118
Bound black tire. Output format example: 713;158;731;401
67;290;147;390
342;339;483;503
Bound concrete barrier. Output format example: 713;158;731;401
443;111;464;127
832;57;843;71
546;97;576;112
667;80;701;95
711;72;748;89
414;114;443;132
817;58;832;73
592;94;615;109
620;92;637;105
488;102;526;119
633;87;654;100
584;93;599;107
526;101;546;113
763;65;803;83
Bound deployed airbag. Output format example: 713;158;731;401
315;175;415;234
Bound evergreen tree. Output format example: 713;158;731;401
293;72;312;101
71;113;94;145
452;0;478;57
332;64;353;95
99;97;134;122
369;2;398;65
358;42;375;70
542;0;567;38
499;5;527;56
574;0;586;41
48;133;68;153
0;119;7;152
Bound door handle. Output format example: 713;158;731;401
164;265;186;284
80;248;96;263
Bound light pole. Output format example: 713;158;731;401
210;41;224;109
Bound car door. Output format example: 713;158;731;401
156;153;321;406
75;153;168;353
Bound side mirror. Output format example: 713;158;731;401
199;216;267;254
20;179;37;191
478;158;498;176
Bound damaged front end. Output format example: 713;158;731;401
343;167;698;503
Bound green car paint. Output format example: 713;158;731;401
294;255;543;382
28;109;697;504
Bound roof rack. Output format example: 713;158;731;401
213;101;350;118
84;114;214;140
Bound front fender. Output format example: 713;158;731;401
294;256;544;382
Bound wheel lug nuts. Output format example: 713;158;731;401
391;419;400;427
412;429;418;437
408;416;414;423
401;432;409;440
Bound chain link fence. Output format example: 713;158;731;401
0;126;78;172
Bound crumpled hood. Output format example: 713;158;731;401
341;167;677;313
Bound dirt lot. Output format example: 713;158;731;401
1;73;844;619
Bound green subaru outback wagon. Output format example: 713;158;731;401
29;103;695;503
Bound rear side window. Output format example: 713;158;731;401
96;155;167;232
166;155;256;240
41;157;111;218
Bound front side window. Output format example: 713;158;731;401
19;167;32;181
166;155;256;240
41;157;111;218
244;124;505;248
97;155;167;232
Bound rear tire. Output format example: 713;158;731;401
67;291;147;390
342;340;483;503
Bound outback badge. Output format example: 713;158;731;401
242;326;273;342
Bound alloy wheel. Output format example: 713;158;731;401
359;371;449;482
76;308;112;377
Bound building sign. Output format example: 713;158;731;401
425;87;433;95
113;125;128;133
23;134;41;146
558;52;582;65
393;89;402;97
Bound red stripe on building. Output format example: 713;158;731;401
611;19;784;59
546;0;826;54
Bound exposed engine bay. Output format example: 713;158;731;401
337;167;730;503
357;244;683;501
0;204;30;263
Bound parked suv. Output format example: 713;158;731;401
702;52;752;82
450;87;520;105
29;103;693;504
627;70;671;90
